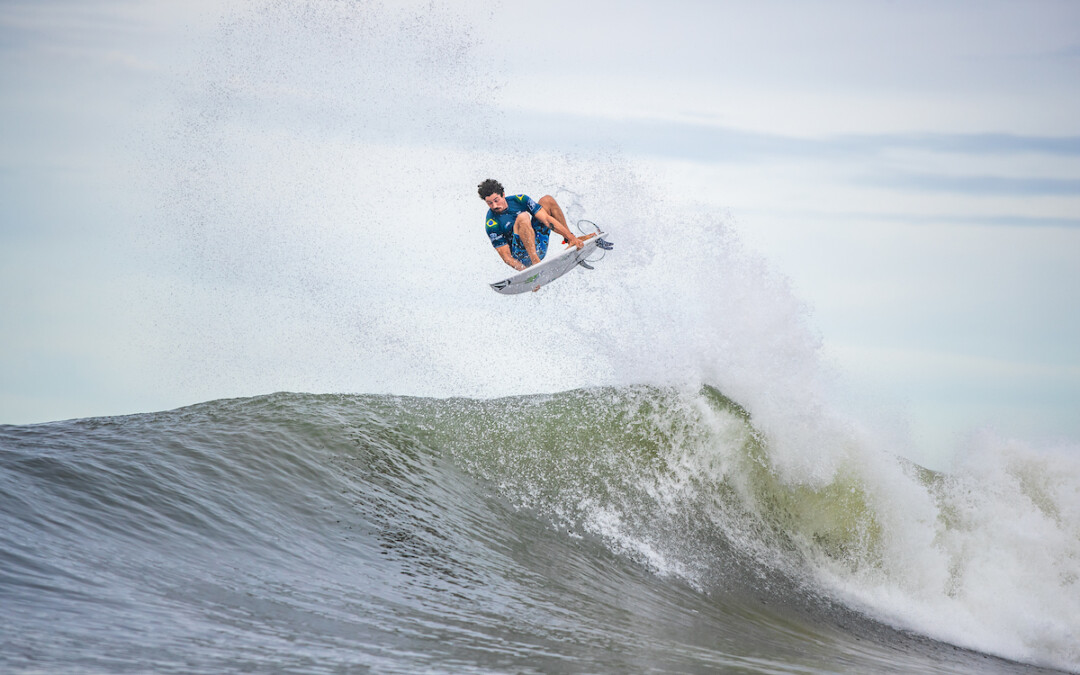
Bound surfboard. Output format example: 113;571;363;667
490;231;610;294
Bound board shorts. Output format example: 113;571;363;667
509;221;550;267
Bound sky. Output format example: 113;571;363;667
1;0;1078;468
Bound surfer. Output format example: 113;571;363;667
478;179;583;271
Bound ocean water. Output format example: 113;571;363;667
2;386;1077;674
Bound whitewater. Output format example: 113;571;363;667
3;1;1079;673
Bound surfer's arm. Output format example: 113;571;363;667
535;208;583;249
495;244;526;271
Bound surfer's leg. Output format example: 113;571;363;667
538;195;583;248
538;195;569;232
513;212;542;265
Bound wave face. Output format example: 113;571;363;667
2;387;1075;674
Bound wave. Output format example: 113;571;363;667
2;387;1075;673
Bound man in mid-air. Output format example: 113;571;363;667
478;179;583;271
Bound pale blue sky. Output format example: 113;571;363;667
2;0;1078;467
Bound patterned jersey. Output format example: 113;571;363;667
484;194;541;249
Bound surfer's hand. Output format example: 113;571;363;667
570;236;584;249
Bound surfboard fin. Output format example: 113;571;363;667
577;260;595;270
596;238;614;250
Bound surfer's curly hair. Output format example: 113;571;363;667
477;179;504;199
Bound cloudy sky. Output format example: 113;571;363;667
2;0;1078;468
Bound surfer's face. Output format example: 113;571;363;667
484;193;507;213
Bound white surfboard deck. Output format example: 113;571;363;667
490;231;607;294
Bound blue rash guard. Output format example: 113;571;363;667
484;194;550;266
